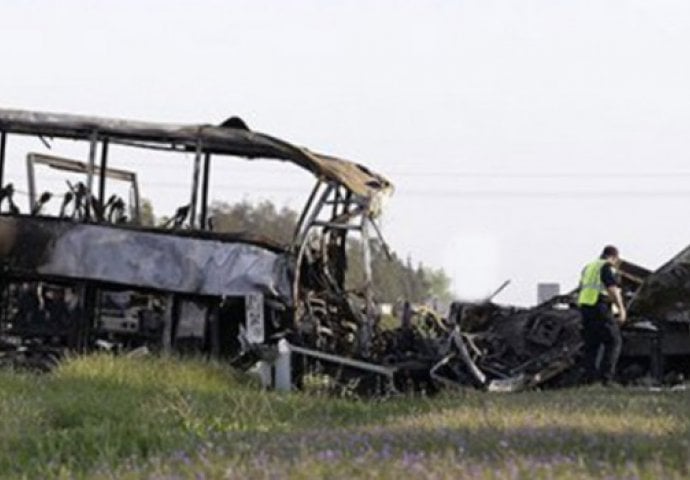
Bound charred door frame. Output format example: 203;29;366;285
291;181;379;356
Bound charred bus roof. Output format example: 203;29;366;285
0;108;393;204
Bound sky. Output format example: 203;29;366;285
2;0;690;305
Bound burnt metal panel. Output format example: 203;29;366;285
0;216;292;302
628;245;690;322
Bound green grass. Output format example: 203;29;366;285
0;354;688;479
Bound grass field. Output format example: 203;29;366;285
0;355;688;479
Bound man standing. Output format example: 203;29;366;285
577;245;627;384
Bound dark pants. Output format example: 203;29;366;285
580;304;622;382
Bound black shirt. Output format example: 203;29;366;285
600;263;618;289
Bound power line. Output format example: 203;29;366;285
11;179;690;198
9;163;690;180
401;189;690;198
7;165;690;199
385;172;690;179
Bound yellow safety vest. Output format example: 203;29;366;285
577;260;607;306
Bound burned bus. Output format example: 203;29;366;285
0;108;393;379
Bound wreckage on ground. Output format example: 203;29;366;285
0;108;688;392
426;252;690;392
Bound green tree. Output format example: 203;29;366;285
424;267;454;305
209;200;298;245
